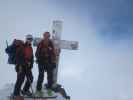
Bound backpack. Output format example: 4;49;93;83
5;39;24;65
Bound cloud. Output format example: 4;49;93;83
59;64;85;80
87;0;133;40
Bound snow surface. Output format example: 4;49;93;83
0;83;66;100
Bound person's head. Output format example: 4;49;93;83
43;32;50;40
25;34;33;45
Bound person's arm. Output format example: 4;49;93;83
49;40;58;65
35;42;41;58
49;40;56;55
35;41;43;63
50;40;60;56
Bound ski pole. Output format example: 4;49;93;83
6;40;8;47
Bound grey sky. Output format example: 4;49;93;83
0;0;133;100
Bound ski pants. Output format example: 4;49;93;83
36;63;54;91
13;65;33;96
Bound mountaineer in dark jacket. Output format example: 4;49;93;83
12;39;25;96
21;35;34;96
13;35;34;96
35;32;56;96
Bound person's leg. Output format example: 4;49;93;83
13;66;25;96
46;64;54;96
36;64;45;91
47;64;54;89
23;70;33;92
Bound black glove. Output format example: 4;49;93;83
15;65;22;73
30;63;33;69
51;63;56;69
27;62;33;70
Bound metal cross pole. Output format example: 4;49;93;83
33;20;79;85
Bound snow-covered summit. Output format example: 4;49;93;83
0;83;68;100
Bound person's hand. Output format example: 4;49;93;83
15;65;22;73
52;63;56;69
55;48;61;56
28;62;33;69
28;62;31;67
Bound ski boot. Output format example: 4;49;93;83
35;90;44;97
21;90;33;97
47;89;53;96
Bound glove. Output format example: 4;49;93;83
51;63;56;69
15;65;22;73
27;62;33;69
